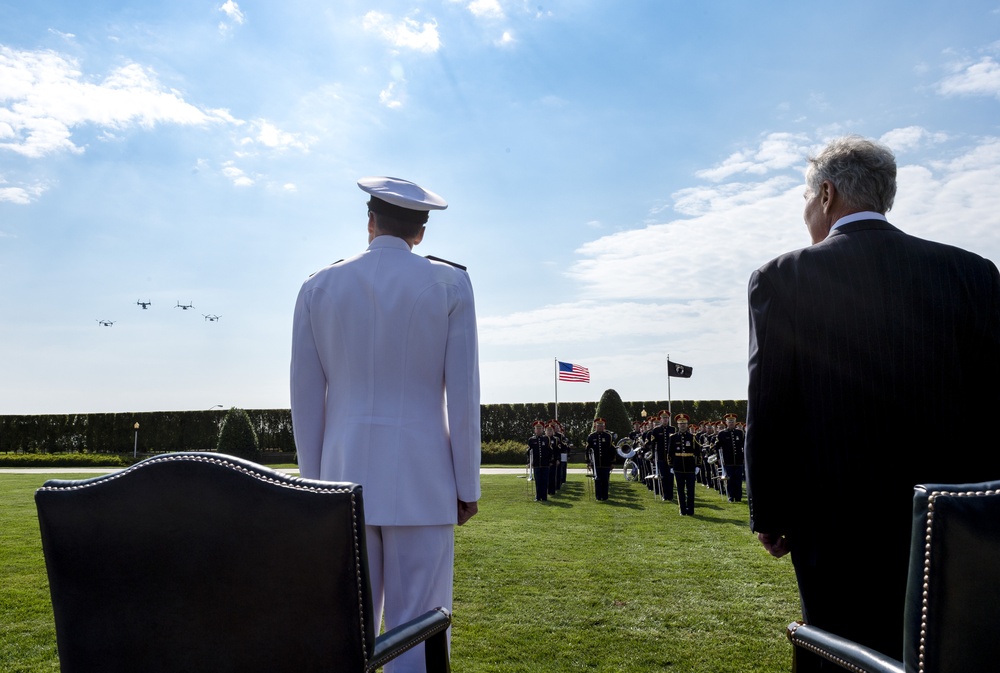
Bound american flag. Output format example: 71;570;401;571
558;361;590;383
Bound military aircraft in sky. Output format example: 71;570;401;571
136;300;151;309
96;320;115;327
175;301;195;310
203;314;221;322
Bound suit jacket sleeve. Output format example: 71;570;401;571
445;269;482;504
289;282;326;480
746;267;797;534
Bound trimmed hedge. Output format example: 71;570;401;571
0;400;747;457
0;453;130;468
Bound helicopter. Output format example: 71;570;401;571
96;320;115;327
136;300;151;309
203;314;221;322
175;301;195;310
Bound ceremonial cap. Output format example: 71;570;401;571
594;417;606;424
532;420;545;427
675;413;690;423
358;176;447;224
724;413;737;420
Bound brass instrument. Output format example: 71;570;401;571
615;437;637;459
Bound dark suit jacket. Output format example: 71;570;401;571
746;219;1000;538
746;219;1000;659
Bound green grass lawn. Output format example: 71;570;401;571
1;471;800;672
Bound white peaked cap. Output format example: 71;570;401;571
357;176;448;211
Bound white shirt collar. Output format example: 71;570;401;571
831;211;887;231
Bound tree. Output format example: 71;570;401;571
216;407;259;459
594;389;632;440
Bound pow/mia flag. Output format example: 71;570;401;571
667;359;693;378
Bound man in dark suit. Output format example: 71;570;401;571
745;135;1000;669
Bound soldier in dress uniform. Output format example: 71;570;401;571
717;413;746;502
647;410;676;501
526;420;553;501
639;419;659;493
666;413;702;515
627;420;647;485
696;420;718;487
525;419;541;481
587;418;616;501
545;419;561;496
552;420;570;487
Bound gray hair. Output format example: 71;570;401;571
806;135;897;214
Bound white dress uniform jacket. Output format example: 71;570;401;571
291;235;481;525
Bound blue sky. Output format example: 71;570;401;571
3;1;1000;414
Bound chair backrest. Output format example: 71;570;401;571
36;452;376;673
903;480;1000;673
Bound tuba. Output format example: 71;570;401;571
615;437;637;459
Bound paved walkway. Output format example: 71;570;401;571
0;466;591;475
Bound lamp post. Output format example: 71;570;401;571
133;422;140;459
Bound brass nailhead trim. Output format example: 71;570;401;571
919;487;1000;673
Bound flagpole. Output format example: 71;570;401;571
554;358;559;421
667;355;672;417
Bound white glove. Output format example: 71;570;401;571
670;468;675;474
695;467;700;475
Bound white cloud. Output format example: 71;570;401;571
47;29;76;42
220;1;245;24
0;173;48;204
243;119;309;151
0;46;231;158
0;186;34;204
379;81;404;108
695;132;811;181
218;1;246;36
672;175;799;217
468;0;505;19
362;11;441;53
937;57;1000;99
879;126;948;153
222;161;254;187
894;137;1000;250
496;30;515;47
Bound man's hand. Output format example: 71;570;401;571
457;500;478;526
757;531;790;558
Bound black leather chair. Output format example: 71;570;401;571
786;479;1000;673
35;452;452;673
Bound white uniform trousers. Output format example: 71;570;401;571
365;524;455;673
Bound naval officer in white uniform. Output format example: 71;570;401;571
291;176;481;673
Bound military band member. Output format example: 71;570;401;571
647;410;676;501
639;419;655;491
526;420;553;501
553;420;570;487
627;420;648;485
587;418;616;501
666;413;701;515
717;413;746;502
545;419;562;495
695;420;716;487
